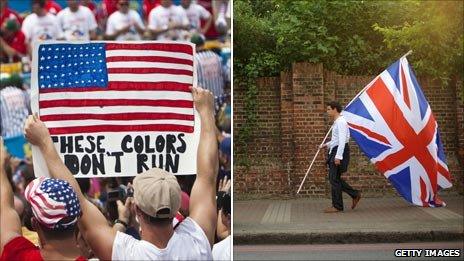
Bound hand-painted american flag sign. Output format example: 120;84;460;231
343;57;452;207
31;41;200;178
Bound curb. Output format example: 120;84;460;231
234;231;464;245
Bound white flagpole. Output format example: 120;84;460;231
296;50;413;194
296;125;332;194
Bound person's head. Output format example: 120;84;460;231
24;177;81;247
133;168;181;233
327;101;342;119
67;0;80;12
31;0;46;16
219;193;230;230
180;0;191;8
190;33;205;51
117;0;129;14
219;137;231;168
160;0;172;8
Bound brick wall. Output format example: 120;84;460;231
234;62;464;197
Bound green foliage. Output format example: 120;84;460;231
374;1;464;84
234;0;463;78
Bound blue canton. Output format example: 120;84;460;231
38;43;108;89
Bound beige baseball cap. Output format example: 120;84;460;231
133;168;181;218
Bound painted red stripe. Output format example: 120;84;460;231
49;124;194;135
107;67;193;76
105;43;193;54
106;55;193;65
348;123;391;145
41;112;194;121
36;192;66;211
39;99;193;108
39;82;191;93
30;197;66;220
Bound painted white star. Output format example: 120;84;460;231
39;66;44;70
54;65;57;68
47;56;51;59
40;56;45;60
54;55;58;59
46;66;50;69
40;76;44;79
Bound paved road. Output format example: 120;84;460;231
234;241;464;260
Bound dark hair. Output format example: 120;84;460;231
39;219;76;240
218;193;230;215
327;101;342;113
137;206;173;226
32;0;46;8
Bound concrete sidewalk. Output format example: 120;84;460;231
234;195;464;244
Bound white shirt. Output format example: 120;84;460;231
212;235;231;261
325;115;350;160
183;3;211;32
112;217;212;260
57;6;97;41
21;13;62;44
106;10;145;41
148;5;189;40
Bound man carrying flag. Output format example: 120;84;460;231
320;101;361;213
343;54;453;207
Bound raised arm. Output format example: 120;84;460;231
24;115;120;260
188;87;219;247
0;139;22;253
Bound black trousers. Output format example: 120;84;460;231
327;145;359;210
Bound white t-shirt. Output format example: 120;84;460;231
148;5;189;40
183;3;211;32
57;6;97;41
212;235;231;261
325;116;350;160
21;13;62;44
106;10;145;41
112;217;212;260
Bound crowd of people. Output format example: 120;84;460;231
0;0;231;260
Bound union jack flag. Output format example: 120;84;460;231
343;57;452;207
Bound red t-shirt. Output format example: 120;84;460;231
0;236;87;261
0;7;23;27
1;30;27;62
197;0;219;39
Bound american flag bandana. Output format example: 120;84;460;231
24;177;81;229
